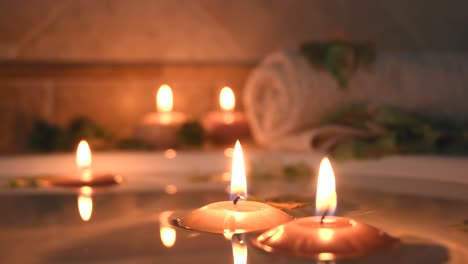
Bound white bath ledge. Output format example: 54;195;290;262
0;151;467;200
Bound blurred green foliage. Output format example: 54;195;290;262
176;121;205;146
323;103;468;160
29;116;112;152
300;40;375;88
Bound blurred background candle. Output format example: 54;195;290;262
45;140;123;188
136;84;187;148
202;87;250;145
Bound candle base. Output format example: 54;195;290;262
174;200;292;234
136;112;187;148
43;173;124;188
202;112;251;144
253;216;399;260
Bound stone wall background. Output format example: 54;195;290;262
0;0;467;153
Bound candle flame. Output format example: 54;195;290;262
232;235;247;264
220;87;235;111
315;158;337;216
76;140;91;169
77;186;93;222
157;84;173;113
159;211;176;248
230;140;247;200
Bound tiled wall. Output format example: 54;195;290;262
0;63;252;153
1;0;467;153
1;0;467;61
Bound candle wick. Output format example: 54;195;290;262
233;195;244;205
320;207;329;224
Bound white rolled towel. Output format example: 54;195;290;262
243;50;468;151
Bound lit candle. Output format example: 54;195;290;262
202;87;250;144
45;140;123;188
175;140;292;234
136;84;187;148
253;158;399;260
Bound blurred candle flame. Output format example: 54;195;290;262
159;211;176;248
315;157;337;216
76;140;91;169
318;228;334;242
232;235;247;264
77;186;93;222
157;84;173;113
76;140;92;181
220;87;235;111
230;140;247;200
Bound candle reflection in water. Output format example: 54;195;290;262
77;186;93;222
76;141;94;222
159;211;177;248
232;234;247;264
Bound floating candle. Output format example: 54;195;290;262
45;140;123;188
175;141;292;234
202;87;250;144
136;84;187;148
253;158;398;260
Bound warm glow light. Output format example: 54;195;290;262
223;232;234;240
318;228;334;242
76;140;91;169
220;87;235;111
318;252;335;261
224;147;234;158
157;84;173;113
315;158;337;216
230;141;247;200
164;149;177;159
159;211;176;248
232;236;247;264
78;186;93;222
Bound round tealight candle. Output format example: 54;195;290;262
253;216;398;260
136;84;187;148
202;87;250;144
175;141;292;234
253;158;398;260
177;200;292;234
44;140;123;188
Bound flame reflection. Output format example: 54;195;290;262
77;186;93;222
315;158;337;216
318;228;334;242
159;211;176;248
232;235;247;264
